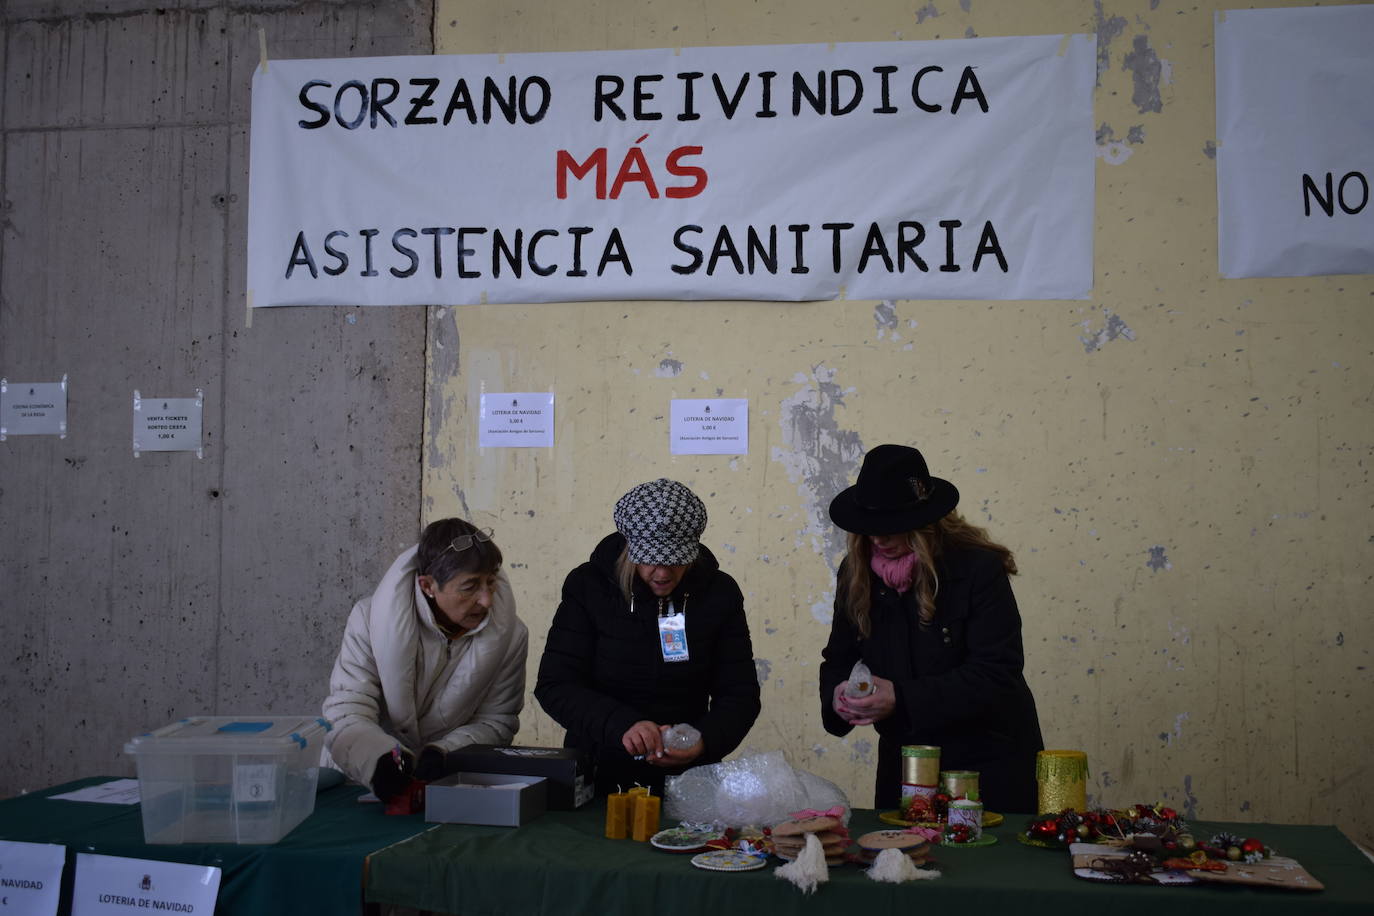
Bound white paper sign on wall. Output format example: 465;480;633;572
71;853;219;916
1216;4;1374;278
479;392;555;448
0;840;65;916
0;376;68;440
670;399;748;455
132;390;204;458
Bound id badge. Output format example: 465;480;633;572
657;609;689;663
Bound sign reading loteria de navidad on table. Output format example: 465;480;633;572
247;35;1096;307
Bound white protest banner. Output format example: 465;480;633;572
671;398;748;455
71;853;219;916
478;392;555;447
0;377;68;440
1216;5;1374;279
248;36;1095;307
0;840;64;915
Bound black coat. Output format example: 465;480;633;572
535;533;762;794
818;547;1043;813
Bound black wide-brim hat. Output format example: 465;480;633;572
828;444;959;535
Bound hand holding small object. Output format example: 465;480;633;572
648;723;703;767
622;719;665;759
841;676;896;726
843;660;877;698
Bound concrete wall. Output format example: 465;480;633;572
0;1;431;797
427;0;1374;847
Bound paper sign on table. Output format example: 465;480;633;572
48;779;141;805
132;390;204;458
72;853;219;916
0;840;64;915
0;377;67;440
670;399;748;455
478;392;554;448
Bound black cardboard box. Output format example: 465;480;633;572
446;745;593;810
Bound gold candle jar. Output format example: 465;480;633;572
1036;749;1088;814
901;745;941;786
940;770;980;801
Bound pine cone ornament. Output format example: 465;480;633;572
1209;832;1243;849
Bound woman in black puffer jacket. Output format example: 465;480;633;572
535;479;762;795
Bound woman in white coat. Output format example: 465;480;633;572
322;518;529;801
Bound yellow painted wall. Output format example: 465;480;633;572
426;0;1374;846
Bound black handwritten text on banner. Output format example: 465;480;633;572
247;37;1096;307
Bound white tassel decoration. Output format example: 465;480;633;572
866;847;942;883
774;833;829;894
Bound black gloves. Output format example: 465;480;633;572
414;745;448;782
370;749;414;802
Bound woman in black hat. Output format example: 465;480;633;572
536;478;762;794
819;444;1043;813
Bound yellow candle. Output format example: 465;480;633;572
630;792;660;841
605;792;630;839
627;786;649;797
1036;749;1088;814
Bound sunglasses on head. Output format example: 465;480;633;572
445;527;495;553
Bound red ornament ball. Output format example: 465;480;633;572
1241;838;1264;855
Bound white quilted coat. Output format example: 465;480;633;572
321;545;528;788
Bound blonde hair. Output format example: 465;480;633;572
615;545;636;600
841;511;1016;638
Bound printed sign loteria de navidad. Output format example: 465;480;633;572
247;35;1096;307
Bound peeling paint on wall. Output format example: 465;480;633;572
1126;125;1145;144
1079;309;1137;352
874;300;899;333
1094;1;1128;86
755;657;772;684
1147;545;1172;572
812;591;834;626
851;737;874;763
1203;140;1217;160
1182;774;1200;820
655;358;684;377
772;366;865;572
426;306;461;468
959;0;971;13
915;3;939;25
1160;711;1189;745
1122;35;1164;114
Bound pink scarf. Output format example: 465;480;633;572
871;550;918;593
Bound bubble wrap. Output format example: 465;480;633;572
664;751;850;828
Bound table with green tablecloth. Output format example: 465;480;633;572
364;800;1374;916
0;777;431;916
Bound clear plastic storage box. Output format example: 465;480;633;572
124;715;330;844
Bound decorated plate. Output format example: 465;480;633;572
650;826;723;853
1016;833;1063;850
691;849;768;872
939;832;998;848
879;810;1005;828
1074;867;1197;885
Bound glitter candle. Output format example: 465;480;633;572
1036;749;1088;814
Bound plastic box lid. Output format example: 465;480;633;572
124;716;330;756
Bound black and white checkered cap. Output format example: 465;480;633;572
613;478;707;566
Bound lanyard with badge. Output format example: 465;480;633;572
656;597;689;663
